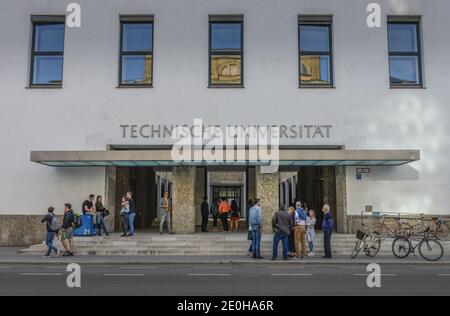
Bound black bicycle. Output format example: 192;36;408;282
392;227;444;261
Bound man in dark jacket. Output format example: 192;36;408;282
201;196;210;232
41;207;60;258
322;204;334;259
271;204;294;260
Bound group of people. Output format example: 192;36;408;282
41;191;335;260
201;197;241;233
40;193;128;258
248;199;334;260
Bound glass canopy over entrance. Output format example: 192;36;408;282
30;148;420;167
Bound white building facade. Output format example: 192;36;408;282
0;0;449;246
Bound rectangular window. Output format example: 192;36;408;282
388;17;422;87
30;17;65;87
209;16;243;87
298;16;333;87
120;16;154;87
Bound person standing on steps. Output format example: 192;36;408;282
95;195;109;236
126;191;136;236
322;204;334;259
159;191;173;235
306;209;317;257
219;197;230;232
210;198;219;232
249;198;263;259
294;201;307;259
201;196;210;233
271;204;293;261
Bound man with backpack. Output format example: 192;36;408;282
41;207;61;258
61;203;76;257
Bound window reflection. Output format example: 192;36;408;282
211;55;241;85
209;20;243;86
120;21;153;86
31;22;65;86
299;22;332;86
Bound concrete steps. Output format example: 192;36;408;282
18;233;450;257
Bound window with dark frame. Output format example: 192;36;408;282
30;18;65;87
119;17;154;87
388;18;422;87
209;16;243;87
298;16;333;87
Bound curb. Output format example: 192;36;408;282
1;259;450;266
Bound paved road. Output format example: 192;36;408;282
1;263;449;296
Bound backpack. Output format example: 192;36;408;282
72;212;83;229
49;214;62;231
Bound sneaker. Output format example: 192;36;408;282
307;252;315;257
256;256;264;260
120;234;127;237
68;252;74;257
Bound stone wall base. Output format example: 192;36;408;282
346;214;450;234
0;215;46;247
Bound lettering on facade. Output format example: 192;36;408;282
120;124;333;140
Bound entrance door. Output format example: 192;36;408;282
212;186;242;216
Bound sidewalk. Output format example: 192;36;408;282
1;247;450;266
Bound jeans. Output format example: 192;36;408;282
45;232;58;256
323;230;332;258
273;231;289;259
160;212;172;233
96;215;108;235
128;213;136;235
308;241;314;252
212;213;218;227
251;225;262;257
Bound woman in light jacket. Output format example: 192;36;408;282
306;210;317;257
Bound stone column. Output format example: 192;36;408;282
256;169;279;234
172;166;196;234
335;166;348;233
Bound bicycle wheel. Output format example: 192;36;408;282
365;236;382;258
419;239;444;262
351;239;362;259
392;237;411;259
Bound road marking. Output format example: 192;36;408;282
0;266;11;269
20;273;63;276
437;274;450;276
267;266;304;269
340;266;365;269
416;267;450;270
119;266;158;269
353;273;398;276
194;267;233;269
270;273;312;277
103;273;145;277
188;273;231;276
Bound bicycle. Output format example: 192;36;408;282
351;214;381;259
392;226;444;261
